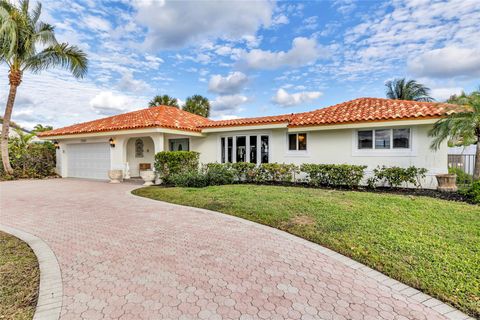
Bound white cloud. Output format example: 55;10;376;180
208;72;248;95
83;15;111;32
240;37;330;69
272;88;322;107
210;94;249;116
430;87;464;101
117;72;151;93
90;91;137;116
408;47;480;78
135;0;274;50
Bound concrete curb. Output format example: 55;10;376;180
0;224;62;320
129;189;475;320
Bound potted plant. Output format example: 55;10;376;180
436;174;457;192
108;170;123;184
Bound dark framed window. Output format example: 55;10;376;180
375;129;391;149
227;137;233;163
288;134;297;150
358;130;373;149
249;136;257;164
236;136;246;162
261;136;269;163
221;137;226;163
393;128;410;148
288;133;307;151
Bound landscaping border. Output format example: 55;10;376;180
0;224;62;320
130;189;476;320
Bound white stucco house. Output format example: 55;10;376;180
38;97;455;188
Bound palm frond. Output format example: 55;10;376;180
34;22;57;45
31;1;41;24
24;43;88;78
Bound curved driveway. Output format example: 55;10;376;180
0;179;469;320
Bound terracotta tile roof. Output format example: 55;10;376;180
289;98;453;127
38;106;212;137
39;98;457;137
199;114;293;128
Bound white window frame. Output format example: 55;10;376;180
352;127;417;157
219;132;271;165
286;132;308;153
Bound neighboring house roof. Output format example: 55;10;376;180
39;105;211;137
38;98;457;137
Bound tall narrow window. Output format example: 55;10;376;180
227;137;233;163
221;137;226;163
249;136;257;164
375;129;391;149
393;128;410;148
236;136;246;162
261;136;269;163
298;133;307;150
358;130;373;149
288;134;297;150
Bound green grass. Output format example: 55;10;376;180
133;184;480;317
0;231;39;320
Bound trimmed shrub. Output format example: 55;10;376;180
204;163;235;185
0;140;56;180
367;166;427;188
231;162;256;182
448;167;473;186
301;164;366;188
154;151;199;184
255;163;299;183
170;170;208;188
459;180;480;204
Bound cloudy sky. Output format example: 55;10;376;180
1;0;480;129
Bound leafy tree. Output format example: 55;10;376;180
32;123;53;134
183;94;210;117
148;95;179;108
429;88;480;179
0;0;88;175
385;78;434;102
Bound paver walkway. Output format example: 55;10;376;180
0;179;471;320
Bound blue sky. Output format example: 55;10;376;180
2;0;480;129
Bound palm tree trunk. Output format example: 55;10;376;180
1;69;22;175
474;136;480;180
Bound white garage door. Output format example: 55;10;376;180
67;143;111;179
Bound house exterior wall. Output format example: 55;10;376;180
190;123;447;188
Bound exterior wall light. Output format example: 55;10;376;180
53;141;60;149
109;138;115;148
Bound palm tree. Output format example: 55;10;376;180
148;95;179;108
32;123;52;134
429;89;480;179
183;94;210;117
0;0;88;175
385;78;434;102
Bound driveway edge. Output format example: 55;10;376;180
0;224;63;320
129;190;475;320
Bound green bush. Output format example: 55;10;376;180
448;167;473;185
0;139;56;180
170;170;208;188
459;180;480;204
368;166;428;188
154;151;199;184
255;163;299;183
301;164;366;188
204;163;235;185
231;162;256;182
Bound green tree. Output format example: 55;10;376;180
0;0;88;175
32;123;52;134
429;89;480;179
183;94;210;117
148;95;179;108
385;78;434;102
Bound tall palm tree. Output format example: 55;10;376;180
385;78;434;102
183;94;210;117
0;0;88;174
429;89;480;179
148;95;179;108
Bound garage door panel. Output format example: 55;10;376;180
67;143;111;179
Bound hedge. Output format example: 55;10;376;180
367;166;427;188
301;164;366;188
154;151;199;184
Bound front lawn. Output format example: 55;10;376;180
133;185;480;317
0;231;39;320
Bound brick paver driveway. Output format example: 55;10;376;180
0;179;462;320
